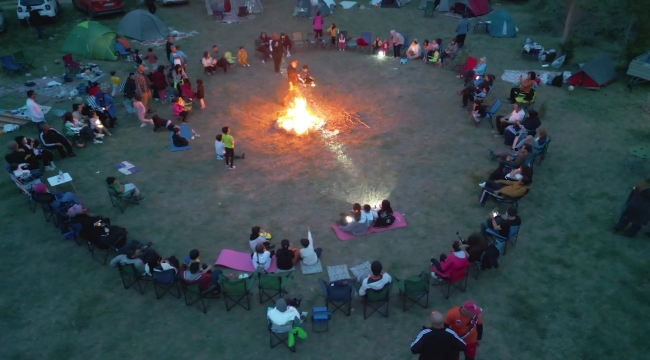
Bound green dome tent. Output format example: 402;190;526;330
488;10;517;38
61;21;117;61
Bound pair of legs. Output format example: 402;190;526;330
406;52;419;60
393;44;402;58
203;65;216;74
430;253;448;274
272;53;282;73
460;70;476;86
456;33;467;47
156;88;166;104
178;111;189;123
488;162;509;181
495;115;514;135
478;181;506;205
225;147;235;168
508;87;524;103
258;47;270;62
314;29;322;40
45;142;75;158
141;91;152;111
123;183;143;201
614;211;644;237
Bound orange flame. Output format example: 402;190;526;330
277;97;324;135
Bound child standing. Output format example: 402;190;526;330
328;23;338;46
110;71;120;97
237;46;250;67
146;48;158;70
338;33;346;51
196;79;205;109
215;134;225;161
381;39;389;56
222;126;235;170
133;49;143;65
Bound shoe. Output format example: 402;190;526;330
491;130;498;134
44;165;55;171
106;132;112;136
138;196;146;202
494;134;501;138
286;52;291;57
431;272;440;280
479;182;486;188
225;164;230;168
93;139;103;144
140;123;147;127
229;166;236;170
68;153;77;157
96;134;105;138
247;64;250;67
49;162;56;169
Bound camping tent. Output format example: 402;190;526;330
487;9;516;37
117;10;169;41
567;56;616;89
60;21;117;61
228;0;263;13
437;0;490;17
296;0;331;17
377;0;411;8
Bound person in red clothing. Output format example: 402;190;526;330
152;65;168;104
444;301;483;360
180;262;221;293
430;240;470;280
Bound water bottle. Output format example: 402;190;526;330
43;65;47;72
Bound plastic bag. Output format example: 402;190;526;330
552;55;565;68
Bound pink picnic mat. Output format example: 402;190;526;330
214;249;278;273
331;212;408;241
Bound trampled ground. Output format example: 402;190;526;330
1;1;649;359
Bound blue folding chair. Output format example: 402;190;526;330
1;55;26;75
482;100;501;128
486;225;520;255
114;42;131;58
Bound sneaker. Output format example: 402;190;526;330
494;134;501;138
93;139;103;144
49;161;56;169
140;123;147;127
106;132;112;136
286;52;291;57
431;272;440;280
261;60;265;63
95;134;105;138
225;164;230;168
44;165;55;171
247;64;250;67
479;182;486;188
229;166;236;170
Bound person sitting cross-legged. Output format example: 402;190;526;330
249;226;274;251
252;243;274;271
357;261;392;297
372;199;396;228
106;176;145;202
480;206;521;239
430;240;469;280
299;228;323;266
171;126;190;147
478;177;531;205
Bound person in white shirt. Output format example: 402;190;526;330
26;90;47;132
495;103;525;136
339;203;375;236
357;261;392;296
406;40;421;60
201;51;216;75
215;133;226;161
267;298;304;326
252;243;273;271
134;94;154;128
299;228;323;266
10;163;41;179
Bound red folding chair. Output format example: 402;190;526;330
459;56;477;73
62;54;82;75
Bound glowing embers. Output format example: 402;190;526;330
276;97;324;135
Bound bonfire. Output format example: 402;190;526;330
277;97;324;135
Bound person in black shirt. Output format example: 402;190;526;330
283;60;299;107
411;311;466;360
481;206;521;238
39;124;76;158
171;127;190;147
26;6;47;41
271;37;284;74
275;239;299;270
165;36;174;64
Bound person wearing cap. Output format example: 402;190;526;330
444;301;483;360
357;261;392;296
480;206;521;238
411;311;466;360
267;298;304;326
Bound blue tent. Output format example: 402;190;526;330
488;10;516;38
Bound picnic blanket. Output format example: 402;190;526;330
501;70;561;85
331;212;408;241
215;249;278;273
301;259;323;275
113;161;140;175
171;124;191;152
349;261;371;279
327;264;351;282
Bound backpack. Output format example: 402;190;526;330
551;75;563;87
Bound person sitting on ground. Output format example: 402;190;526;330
267;298;306;326
439;38;458;65
298;65;315;86
202;51;216;75
299;228;323;266
457;57;487;85
249;225;273;251
182;262;221;292
463;233;489;263
495;103;526;136
373;199;396;228
406;40;421;60
252;243;274;271
276;239;300;270
422;39;438;63
357;261;392;296
39;124;76;158
171;97;189;124
479;176;531;205
214;56;230;73
152;115;175;132
372;36;382;55
481;206;521;238
171;126;190;147
14;136;55;171
430;240;469;280
106;176;144;202
338;203;374;236
508;71;536;104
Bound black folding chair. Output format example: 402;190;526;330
153;268;181;300
118;263;150;295
363;283;391;319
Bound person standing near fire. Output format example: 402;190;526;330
283;60;299;107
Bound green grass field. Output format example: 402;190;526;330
1;1;649;359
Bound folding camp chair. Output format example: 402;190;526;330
13;51;34;69
459;56;477;73
62;222;83;246
472;99;501;128
394;272;430;311
62;54;82;76
292;32;306;51
219;274;255;311
258;269;294;304
536;137;551;165
486;225;520;255
153;268;181;300
87;231;124;265
114;42;131;59
431;265;469;300
424;1;435;18
1;55;26;75
38;202;57;226
8;172;40;212
268;309;300;352
182;282;220;313
363;283;391;319
481;187;529;210
447;50;468;70
107;186;139;213
515;89;537;110
318;278;354;316
357;32;372;53
118;263;150;295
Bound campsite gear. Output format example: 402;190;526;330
551;55;565;68
566;56;616;89
626;51;650;91
437;0;491;17
61;21;118;61
296;0;332;17
487;9;516;38
117;10;170;41
400;58;408;65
